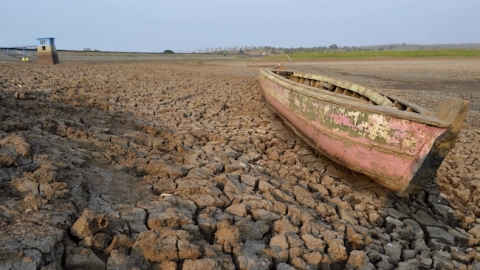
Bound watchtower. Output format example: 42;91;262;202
36;37;59;65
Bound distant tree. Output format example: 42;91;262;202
163;50;175;54
329;44;338;49
239;48;245;55
83;48;92;51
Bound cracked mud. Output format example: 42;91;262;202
0;59;479;269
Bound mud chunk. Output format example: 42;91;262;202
106;250;138;270
450;247;470;264
468;224;480;238
309;182;330;197
105;234;133;255
293;185;316;208
147;207;193;230
431;204;456;225
0;133;31;167
454;188;471;203
385;216;403;233
215;220;241;253
316;202;338;221
418;251;433;268
141;198;195;230
80;232;112;253
224;160;250;173
71;210;109;239
132;229;200;263
428;238;450;251
274;216;299;234
198;207;232;242
240;174;258;187
175;179;229;208
224;176;252;200
118;205;148;233
402;249;416;261
413;209;441;227
0;133;31;157
367;212;383;227
346;226;365;251
201;244;236;270
182;258;218;270
65;247;105;270
323;230;347;265
276;263;296;270
396;258;419;270
412;239;430;253
302;251;323;268
403;219;424;239
301;234;325;252
177;238;204;261
40;181;69;200
426;226;455;245
236;216;270;241
384;242;402;262
225;203;247;217
18;194;48;212
385;207;408;219
346;250;374;270
156;260;177;270
250;208;280;222
0;149;16;167
258;180;275;192
237;240;272;270
266;234;289;265
432;250;452;269
136;160;188;178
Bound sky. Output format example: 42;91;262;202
1;0;479;53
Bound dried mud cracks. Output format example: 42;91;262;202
0;62;479;269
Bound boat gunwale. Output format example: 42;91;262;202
260;68;451;128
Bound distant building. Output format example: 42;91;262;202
36;37;59;65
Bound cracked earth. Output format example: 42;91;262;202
0;58;479;269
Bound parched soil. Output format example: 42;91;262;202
0;59;479;270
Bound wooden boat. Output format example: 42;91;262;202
258;68;469;195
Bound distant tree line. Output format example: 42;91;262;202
175;43;480;54
82;43;480;55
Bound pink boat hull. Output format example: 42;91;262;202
259;68;469;194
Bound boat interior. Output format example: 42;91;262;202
271;69;424;114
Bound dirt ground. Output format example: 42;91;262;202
0;58;479;270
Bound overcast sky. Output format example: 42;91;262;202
1;0;479;52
